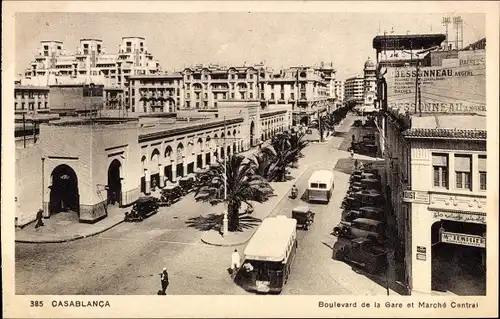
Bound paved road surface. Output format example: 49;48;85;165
16;115;390;295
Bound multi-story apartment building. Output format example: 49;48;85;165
20;37;162;111
127;62;336;125
128;73;183;113
265;65;334;125
374;33;487;295
333;80;344;109
14;85;50;115
344;75;364;103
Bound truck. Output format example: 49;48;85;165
332;237;387;274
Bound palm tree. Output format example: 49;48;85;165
311;113;337;141
250;152;278;181
261;131;308;181
193;155;274;231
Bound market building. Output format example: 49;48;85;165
374;33;487;295
15;101;292;225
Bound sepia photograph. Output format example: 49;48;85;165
2;1;498;318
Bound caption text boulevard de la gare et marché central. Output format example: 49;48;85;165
318;301;479;309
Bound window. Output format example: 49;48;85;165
478;155;486;190
291;93;295;100
281;93;284;100
455;155;471;190
249;93;254;99
310;183;319;188
432;154;448;188
319;183;327;189
271;93;275;100
21;102;25;110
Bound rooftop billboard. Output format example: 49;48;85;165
385;52;485;114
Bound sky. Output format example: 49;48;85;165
15;12;485;81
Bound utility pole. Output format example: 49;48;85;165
222;116;228;236
22;113;26;148
414;59;419;114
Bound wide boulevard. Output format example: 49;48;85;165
15;116;390;295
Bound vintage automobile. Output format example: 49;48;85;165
362;133;376;142
343;206;385;222
341;195;363;211
291;206;315;230
124;196;160;222
332;218;385;242
332;237;387;274
360;178;382;191
179;173;197;194
349;181;365;192
353;120;362;127
353;189;384;207
159;184;184;206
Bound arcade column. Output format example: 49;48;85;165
158;163;165;188
144;168;151;195
171;160;177;183
201;150;206;169
411;207;433;294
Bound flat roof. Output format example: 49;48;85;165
309;170;333;182
244;216;297;262
411;114;486;130
373;34;446;51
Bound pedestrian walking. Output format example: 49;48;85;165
354;159;359;169
159;267;169;295
34;209;44;229
231;249;241;274
350;149;354;158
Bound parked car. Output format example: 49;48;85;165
360;178;382;191
159;184;184;206
332;237;387;274
343;206;385;222
124;196;160;222
179;173;196;194
362;133;376;142
353;189;384;207
341;195;363;211
332;218;385;242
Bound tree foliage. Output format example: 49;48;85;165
193;155;274;231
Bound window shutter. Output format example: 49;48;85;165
478;156;487;172
455;155;471;172
432;154;448;166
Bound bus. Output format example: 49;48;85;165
307;170;334;203
235;215;298;294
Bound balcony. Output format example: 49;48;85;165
211;86;229;92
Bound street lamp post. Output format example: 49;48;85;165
222;116;229;236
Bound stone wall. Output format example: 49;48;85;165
15;145;43;225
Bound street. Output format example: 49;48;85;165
15;116;391;295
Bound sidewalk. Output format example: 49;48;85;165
15;205;125;244
201;162;311;246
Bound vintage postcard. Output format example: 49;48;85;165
2;1;498;318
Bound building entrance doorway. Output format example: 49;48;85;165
49;164;80;215
107;159;122;206
250;121;255;147
196;155;203;169
164;165;173;183
431;220;486;295
176;163;184;178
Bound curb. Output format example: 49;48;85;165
15;219;125;244
200;164;311;247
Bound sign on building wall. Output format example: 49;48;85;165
402;190;430;204
440;231;486;248
385;59;485;114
